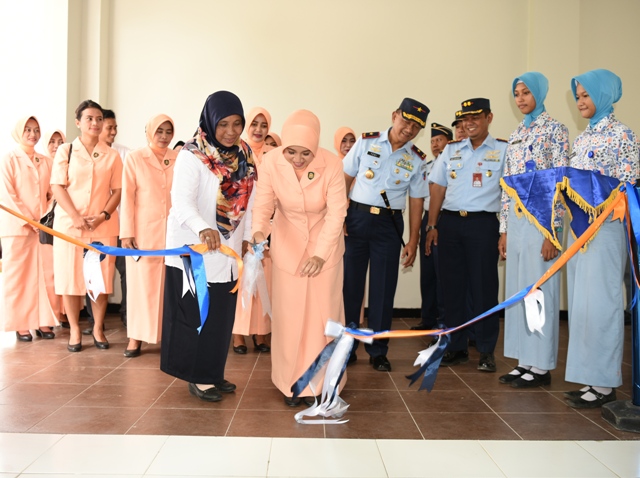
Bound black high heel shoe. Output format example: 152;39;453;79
252;335;270;353
123;343;142;357
16;331;32;342
67;341;82;353
92;335;109;350
35;329;55;339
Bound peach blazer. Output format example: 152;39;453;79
251;147;347;274
50;138;122;237
0;148;52;236
120;146;177;246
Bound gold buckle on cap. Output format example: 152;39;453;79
370;206;380;215
460;210;468;217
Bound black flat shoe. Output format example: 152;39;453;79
214;380;236;393
60;321;70;329
370;355;392;371
566;388;616;409
233;344;248;354
16;331;33;342
511;371;551;388
499;366;531;384
411;323;434;330
563;389;586;399
67;342;82;353
35;329;55;339
303;396;318;406
123;344;142;357
92;335;109;350
477;353;496;373
188;383;222;402
252;335;270;353
440;350;469;367
284;395;302;407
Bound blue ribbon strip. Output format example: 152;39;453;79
406;335;450;392
90;243;210;334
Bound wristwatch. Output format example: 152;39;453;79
101;210;111;221
426;225;437;231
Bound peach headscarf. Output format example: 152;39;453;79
266;131;281;147
40;129;66;156
281;110;320;155
333;126;356;159
146;114;175;160
243;107;272;159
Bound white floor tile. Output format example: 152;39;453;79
378;440;505;478
578;441;640;478
481;441;617;477
0;433;62;473
0;473;19;478
146;436;271;476
23;475;143;478
23;434;168;475
268;438;387;478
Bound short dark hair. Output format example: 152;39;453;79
173;140;185;150
75;100;103;120
102;109;116;120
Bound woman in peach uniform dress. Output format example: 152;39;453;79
51;100;122;352
0;116;58;340
251;110;347;406
233;107;273;353
120;114;177;357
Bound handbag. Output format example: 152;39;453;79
39;144;72;245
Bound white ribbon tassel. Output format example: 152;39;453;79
83;250;106;302
240;247;271;318
181;268;195;298
295;320;352;425
524;288;545;335
413;335;441;367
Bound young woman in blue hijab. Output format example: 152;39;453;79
498;72;569;389
564;69;639;408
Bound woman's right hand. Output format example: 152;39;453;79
121;237;138;249
249;232;268;255
199;228;221;252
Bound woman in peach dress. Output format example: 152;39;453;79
251;110;347;406
0;116;58;340
333;127;356;160
120;114;177;357
51;99;122;352
232;107;273;353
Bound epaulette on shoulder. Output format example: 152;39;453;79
362;131;380;139
448;139;462;144
411;144;427;160
496;138;508;143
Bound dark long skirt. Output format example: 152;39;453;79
160;266;237;384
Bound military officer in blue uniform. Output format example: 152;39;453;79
412;123;452;331
343;97;430;371
425;98;507;372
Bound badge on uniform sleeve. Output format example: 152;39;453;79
164;159;170;165
365;169;375;179
472;172;482;187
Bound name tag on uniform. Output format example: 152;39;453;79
568;151;576;160
509;139;522;145
472;173;482;187
367;151;380;158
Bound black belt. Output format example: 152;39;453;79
350;200;401;216
441;209;497;218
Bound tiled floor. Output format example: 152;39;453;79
0;315;637;441
1;316;640;476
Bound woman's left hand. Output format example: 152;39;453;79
300;256;325;277
199;228;221;252
84;214;104;232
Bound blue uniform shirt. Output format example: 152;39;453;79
429;134;507;212
343;129;429;210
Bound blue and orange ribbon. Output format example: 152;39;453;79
0;203;242;333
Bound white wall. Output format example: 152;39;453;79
3;0;640;308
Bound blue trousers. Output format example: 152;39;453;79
344;206;403;357
419;211;440;328
437;213;500;354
